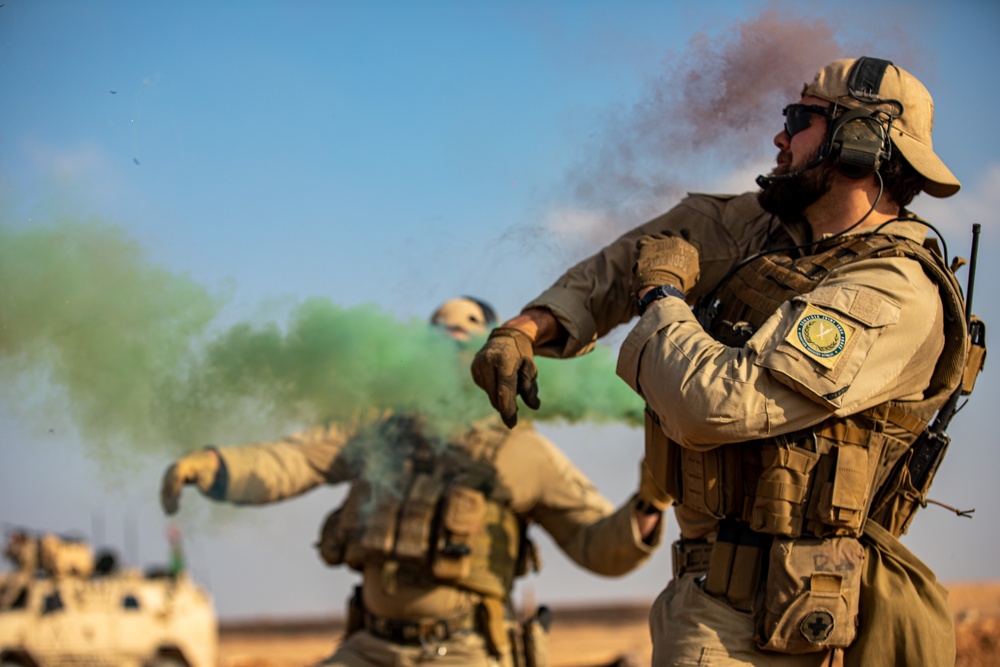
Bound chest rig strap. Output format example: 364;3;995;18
701;235;886;346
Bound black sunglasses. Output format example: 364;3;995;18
782;103;835;137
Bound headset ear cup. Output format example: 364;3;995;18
829;109;890;179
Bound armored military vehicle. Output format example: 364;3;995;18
0;529;217;667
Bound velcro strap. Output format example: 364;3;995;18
815;421;870;447
757;479;809;503
752;510;799;535
885;405;927;436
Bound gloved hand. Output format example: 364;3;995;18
470;327;540;429
638;457;672;513
633;228;701;295
160;449;221;516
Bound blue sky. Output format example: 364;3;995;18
2;0;999;620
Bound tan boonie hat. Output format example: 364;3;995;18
429;297;497;340
803;57;961;198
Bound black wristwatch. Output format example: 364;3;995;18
636;284;685;316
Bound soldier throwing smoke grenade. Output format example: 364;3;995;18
161;297;665;667
471;58;987;666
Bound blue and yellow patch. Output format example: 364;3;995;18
786;304;855;369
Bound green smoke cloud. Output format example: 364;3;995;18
0;217;221;459
1;218;643;460
535;352;644;427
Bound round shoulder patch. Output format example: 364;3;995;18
797;313;846;358
785;304;857;370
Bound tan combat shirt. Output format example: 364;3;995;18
526;192;946;538
208;414;660;619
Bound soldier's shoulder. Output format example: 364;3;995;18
493;423;561;459
680;191;765;220
502;422;551;446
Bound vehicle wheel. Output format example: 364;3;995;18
144;656;188;667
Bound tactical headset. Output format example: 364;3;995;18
826;57;898;179
757;56;900;186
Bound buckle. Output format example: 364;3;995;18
430;620;450;642
364;609;475;647
672;538;713;579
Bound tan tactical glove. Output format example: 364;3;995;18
470;326;540;429
633;228;701;295
637;457;672;513
160;449;221;516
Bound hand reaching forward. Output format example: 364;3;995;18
160;449;220;515
470;327;540;428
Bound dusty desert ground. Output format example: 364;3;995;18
218;581;1000;667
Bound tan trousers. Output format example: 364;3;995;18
314;629;511;667
843;521;955;666
649;574;837;667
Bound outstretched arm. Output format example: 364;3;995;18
159;419;360;515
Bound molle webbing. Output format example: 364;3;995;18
814;404;927;445
713;254;810;333
705;235;915;345
660;435;761;521
748;401;940;540
679;232;968;540
325;420;524;600
751;441;819;536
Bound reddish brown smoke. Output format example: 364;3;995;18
564;9;853;234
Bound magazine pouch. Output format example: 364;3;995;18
432;483;485;581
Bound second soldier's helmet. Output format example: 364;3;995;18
430;297;497;341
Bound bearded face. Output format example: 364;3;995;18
757;151;836;220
